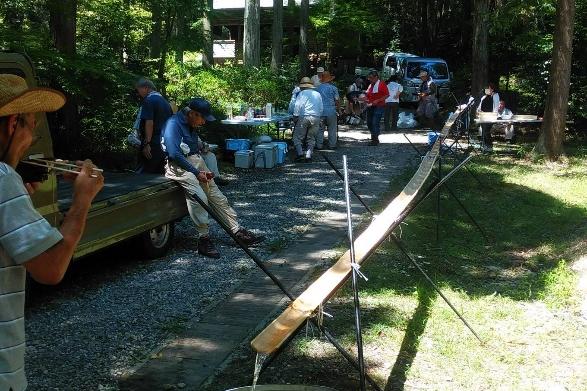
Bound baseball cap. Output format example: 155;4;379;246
188;98;216;121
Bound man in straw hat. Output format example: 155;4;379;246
315;70;339;150
161;98;264;259
292;77;323;162
0;74;104;391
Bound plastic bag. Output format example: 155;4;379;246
397;112;418;128
127;128;142;149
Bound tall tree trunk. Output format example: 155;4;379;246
299;0;309;76
287;0;297;57
244;0;261;67
48;0;77;55
420;0;430;56
150;4;162;59
175;11;185;62
271;0;283;71
535;0;575;160
201;0;214;67
471;0;490;96
157;8;176;85
47;0;78;157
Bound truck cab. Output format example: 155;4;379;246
1;53;188;261
398;57;451;104
355;51;452;105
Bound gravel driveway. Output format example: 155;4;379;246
24;127;421;390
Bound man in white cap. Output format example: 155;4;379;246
162;98;264;258
0;74;104;391
292;77;323;162
311;67;324;87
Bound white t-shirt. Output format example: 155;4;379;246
385;82;403;103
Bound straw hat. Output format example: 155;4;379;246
299;77;314;89
320;71;335;83
0;74;66;117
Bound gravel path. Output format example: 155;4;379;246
24;127;422;390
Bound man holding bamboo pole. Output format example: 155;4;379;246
0;74;103;391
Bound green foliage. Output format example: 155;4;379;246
165;60;299;116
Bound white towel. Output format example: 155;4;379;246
370;80;380;94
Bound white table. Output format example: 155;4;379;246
220;114;292;139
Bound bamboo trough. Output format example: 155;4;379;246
251;109;464;355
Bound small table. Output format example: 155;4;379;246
475;115;542;125
221;114;292;139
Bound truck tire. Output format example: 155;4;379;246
141;222;175;259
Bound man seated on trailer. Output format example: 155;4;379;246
161;98;264;259
0;74;104;391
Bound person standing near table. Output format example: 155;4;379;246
495;99;515;143
292;77;323;162
384;74;403;132
476;82;500;152
0;74;104;391
135;78;173;174
363;70;389;146
161;98;264;258
315;71;339;150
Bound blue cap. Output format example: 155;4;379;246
188;98;216;121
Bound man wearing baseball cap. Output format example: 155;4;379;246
0;74;104;391
161;98;264;258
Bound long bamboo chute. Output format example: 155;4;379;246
251;108;464;355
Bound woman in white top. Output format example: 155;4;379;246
384;74;403;132
477;82;500;151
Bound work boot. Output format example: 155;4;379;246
198;235;220;258
234;228;265;246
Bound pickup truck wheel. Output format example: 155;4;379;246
141;222;175;258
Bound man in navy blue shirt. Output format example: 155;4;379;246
162;98;264;258
136;78;173;174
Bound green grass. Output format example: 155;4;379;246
286;141;587;390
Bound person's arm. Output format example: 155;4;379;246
395;85;403;99
143;120;154;159
334;87;340;110
140;97;155;159
25;162;104;285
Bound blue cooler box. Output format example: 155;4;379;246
234;150;254;168
270;142;288;164
225;138;251;151
427;132;439;146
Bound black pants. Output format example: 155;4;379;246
139;141;166;174
481;124;493;148
384;102;399;132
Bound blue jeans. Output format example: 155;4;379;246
367;106;384;138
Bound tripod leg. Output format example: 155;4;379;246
442;183;489;242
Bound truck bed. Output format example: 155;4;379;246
57;171;188;259
58;171;178;211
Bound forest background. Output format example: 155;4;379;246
0;0;584;164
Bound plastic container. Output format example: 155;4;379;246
235;150;254;168
427;131;439;146
270;141;288;164
226;138;251;151
254;144;278;169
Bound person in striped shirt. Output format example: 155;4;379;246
0;74;104;391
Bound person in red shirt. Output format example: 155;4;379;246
363;70;389;146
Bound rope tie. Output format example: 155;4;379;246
351;263;368;281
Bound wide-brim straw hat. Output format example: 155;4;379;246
0;74;66;117
321;71;335;83
299;76;314;89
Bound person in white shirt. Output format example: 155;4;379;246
346;77;364;116
476;82;500;151
494;99;515;142
292;77;323;162
310;67;324;87
384;74;403;132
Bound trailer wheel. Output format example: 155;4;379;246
141;222;174;258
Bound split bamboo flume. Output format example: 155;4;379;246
251;108;466;355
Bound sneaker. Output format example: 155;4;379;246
198;235;220;258
234;228;265;246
